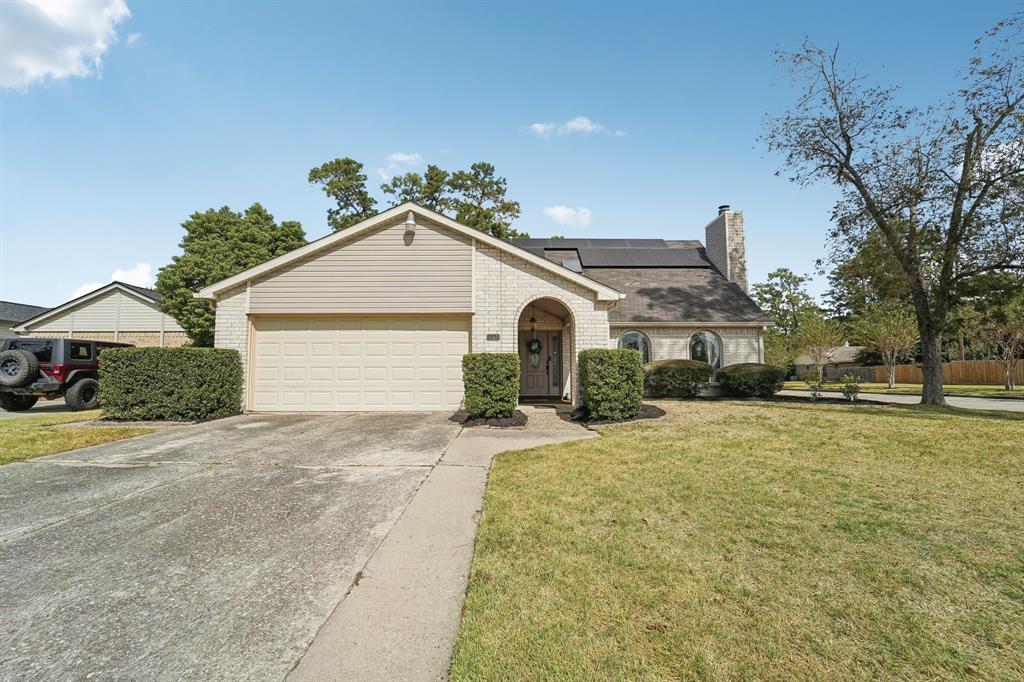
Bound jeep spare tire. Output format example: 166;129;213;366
0;349;39;387
65;377;100;411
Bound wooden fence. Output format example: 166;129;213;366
860;359;1022;386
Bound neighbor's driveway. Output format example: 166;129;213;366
0;397;70;419
0;412;462;680
778;390;1024;412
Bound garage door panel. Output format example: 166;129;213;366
251;316;469;411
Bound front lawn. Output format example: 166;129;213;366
783;381;1024;398
0;411;152;465
451;401;1024;680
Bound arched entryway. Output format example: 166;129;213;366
517;297;574;400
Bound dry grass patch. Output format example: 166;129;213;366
451;401;1024;680
0;411;152;465
783;381;1024;398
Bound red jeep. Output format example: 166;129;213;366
0;337;132;412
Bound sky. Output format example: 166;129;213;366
0;0;1017;307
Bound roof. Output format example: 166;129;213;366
509;237;769;326
794;345;865;365
14;281;162;331
584;267;770;325
196;203;624;302
0;300;50;323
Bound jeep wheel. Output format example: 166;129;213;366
0;349;39;387
65;378;100;411
0;393;38;412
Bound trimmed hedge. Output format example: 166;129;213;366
462;353;519;419
99;347;243;421
643;359;714;399
717;362;787;398
578;348;644;421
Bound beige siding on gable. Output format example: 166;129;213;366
249;217;473;313
24;289;184;334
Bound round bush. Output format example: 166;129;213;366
643;359;713;399
717;363;787;398
462;353;520;418
579;348;644;421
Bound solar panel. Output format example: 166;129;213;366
576;248;710;267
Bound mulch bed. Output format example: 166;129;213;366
451;410;529;428
573;403;668;426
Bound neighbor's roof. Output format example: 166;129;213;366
13;281;162;331
0;300;50;323
794;345;865;365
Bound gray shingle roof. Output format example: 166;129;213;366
582;267;770;324
117;281;161;302
0;300;50;323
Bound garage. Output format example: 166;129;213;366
250;315;470;412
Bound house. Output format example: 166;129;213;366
14;281;189;347
1;301;50;339
793;343;866;380
197;202;769;412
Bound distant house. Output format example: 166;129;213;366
793;343;866;380
0;301;50;339
14;282;188;347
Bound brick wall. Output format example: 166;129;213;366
704;210;748;293
610;326;763;366
213;285;250;405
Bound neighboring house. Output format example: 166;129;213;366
1;301;50;339
14;281;189;347
793;343;866;380
0;301;50;339
197;202;769;412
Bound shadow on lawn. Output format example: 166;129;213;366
764;399;1024;423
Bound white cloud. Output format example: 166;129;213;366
527;116;621;138
125;31;141;45
1;0;132;89
543;206;592;227
72;262;154;299
378;151;423;181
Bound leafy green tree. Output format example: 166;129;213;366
824;229;911;319
448;162;526;238
381;164;452;212
797;311;845;381
157;204;306;346
764;15;1024;404
849;301;919;388
975;285;1024;389
751;268;819;366
308;157;376;231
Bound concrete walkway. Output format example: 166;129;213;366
289;404;596;682
778;390;1024;413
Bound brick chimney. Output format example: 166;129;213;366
704;205;748;292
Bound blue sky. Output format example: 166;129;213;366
1;0;1016;307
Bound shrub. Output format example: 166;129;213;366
840;372;861;402
802;370;824;400
718;363;787;398
643;359;714;399
578;348;644;421
99;347;243;421
462;353;519;418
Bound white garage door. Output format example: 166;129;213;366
251;316;469;412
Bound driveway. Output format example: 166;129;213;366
0;397;70;419
0;412;462;680
778;390;1024;413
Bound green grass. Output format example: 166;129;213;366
783;381;1024;398
0;411;152;465
451;401;1024;680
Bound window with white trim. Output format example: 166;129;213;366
689;331;721;368
617;330;651;364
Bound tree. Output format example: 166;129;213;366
797;311;844;381
381;164;452;212
849;301;919;388
308;157;376;231
763;15;1024;405
976;289;1024;389
824;229;911;319
157;204;306;346
751;268;819;366
448;162;526;238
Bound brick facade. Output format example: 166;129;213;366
704;209;748;293
15;330;189;347
609;326;763;365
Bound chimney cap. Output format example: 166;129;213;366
718;204;731;214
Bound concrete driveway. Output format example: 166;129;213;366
0;397;70;419
0;412;462;680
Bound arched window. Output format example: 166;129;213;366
689;331;721;368
617;330;651;364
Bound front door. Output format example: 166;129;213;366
519;331;561;397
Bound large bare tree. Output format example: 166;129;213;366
764;15;1024;404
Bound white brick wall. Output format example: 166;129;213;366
213;285;250;406
610;326;763;366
